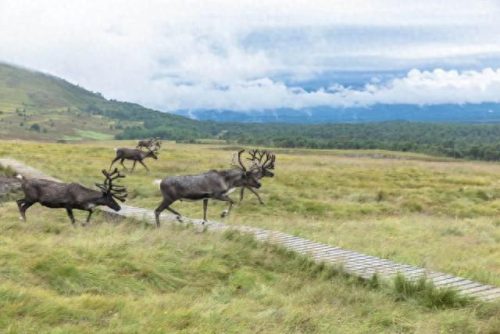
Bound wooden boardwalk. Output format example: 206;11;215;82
1;157;499;302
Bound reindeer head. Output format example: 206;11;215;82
247;149;276;178
95;168;127;211
146;147;159;160
153;137;162;150
233;149;262;189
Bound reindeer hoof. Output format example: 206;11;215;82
220;211;228;218
176;215;183;222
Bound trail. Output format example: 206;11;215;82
1;157;499;302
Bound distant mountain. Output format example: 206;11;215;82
174;104;500;124
0;63;200;140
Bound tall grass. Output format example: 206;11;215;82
0;206;498;333
1;141;500;331
393;275;470;309
1;140;498;286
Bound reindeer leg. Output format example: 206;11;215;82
131;160;137;172
84;210;93;225
248;187;265;205
17;199;34;221
16;199;25;219
166;206;182;222
239;187;245;203
139;160;149;172
218;195;236;218
109;157;120;170
155;199;182;227
119;159;128;171
203;198;208;224
65;208;76;225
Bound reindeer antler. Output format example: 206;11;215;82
231;149;248;171
95;168;127;202
246;149;275;171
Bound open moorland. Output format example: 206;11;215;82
0;140;499;332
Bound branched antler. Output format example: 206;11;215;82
96;168;128;202
231;149;250;171
246;149;275;172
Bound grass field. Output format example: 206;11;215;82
0;140;499;332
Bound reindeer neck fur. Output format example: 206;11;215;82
217;168;248;189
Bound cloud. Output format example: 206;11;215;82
142;68;500;110
1;0;500;111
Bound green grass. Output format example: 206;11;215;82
1;140;500;332
0;205;498;333
392;275;470;309
1;140;498;286
75;130;114;140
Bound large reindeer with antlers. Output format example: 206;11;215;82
239;149;275;205
110;146;159;172
154;149;262;227
16;169;127;225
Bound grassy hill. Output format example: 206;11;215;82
0;63;208;141
1;140;499;332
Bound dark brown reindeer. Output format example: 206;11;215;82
154;150;262;227
238;149;275;205
110;147;159;172
136;137;161;150
16;169;127;225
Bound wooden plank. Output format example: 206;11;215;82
460;285;496;295
469;287;500;298
308;245;340;254
278;239;312;248
290;241;323;249
482;290;500;300
293;244;326;253
431;276;464;285
320;250;370;262
442;280;483;290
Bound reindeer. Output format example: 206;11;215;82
154;150;262;227
136;137;161;150
110;147;159;172
16;169;127;225
238;149;275;205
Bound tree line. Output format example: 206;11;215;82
115;118;500;161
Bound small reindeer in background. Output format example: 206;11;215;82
16;169;127;225
137;138;161;151
110;146;159;172
238;149;276;205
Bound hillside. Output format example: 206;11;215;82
0;63;206;141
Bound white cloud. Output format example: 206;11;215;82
142;68;500;110
1;0;500;111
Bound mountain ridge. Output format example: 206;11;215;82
174;103;500;124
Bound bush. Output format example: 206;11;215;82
30;123;41;132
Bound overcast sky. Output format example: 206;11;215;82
1;0;500;111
